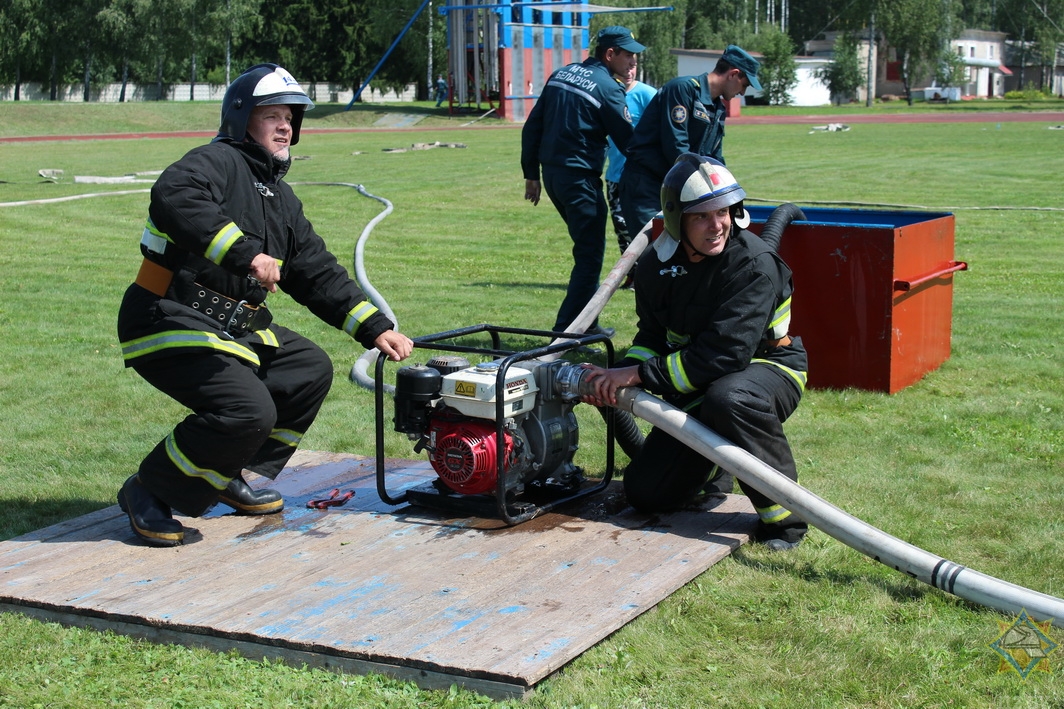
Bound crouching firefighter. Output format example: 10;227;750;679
578;153;809;550
117;64;413;547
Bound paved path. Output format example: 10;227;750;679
730;110;1064;125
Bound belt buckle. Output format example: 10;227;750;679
225;300;255;336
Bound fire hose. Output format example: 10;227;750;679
589;381;1064;624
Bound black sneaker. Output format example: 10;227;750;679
117;474;184;547
218;474;284;515
587;325;616;338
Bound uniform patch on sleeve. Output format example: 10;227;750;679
624;105;632;123
670;105;688;124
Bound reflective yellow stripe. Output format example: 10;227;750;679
756;504;792;524
342;300;380;337
205;222;243;265
666;351;696;393
768;297;791;338
269;428;303;448
121;330;260;366
751;358;808;393
624;345;657;362
666;328;690;348
165;432;229;490
253;329;280;347
141;218;172;254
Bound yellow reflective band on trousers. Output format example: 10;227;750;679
751;358;808;393
252;328;279;348
756;503;792;524
205;222;244;265
666;351;697;393
122;330;261;366
269;428;303;448
624;345;657;362
342;300;380;337
165;432;229;490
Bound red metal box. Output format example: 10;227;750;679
746;206;965;393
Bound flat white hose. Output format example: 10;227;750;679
608;386;1064;623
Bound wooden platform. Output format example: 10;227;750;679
0;451;756;698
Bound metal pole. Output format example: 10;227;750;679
346;0;434;109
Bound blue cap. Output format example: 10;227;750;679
596;26;646;54
722;45;762;92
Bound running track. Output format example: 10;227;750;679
2;110;1063;143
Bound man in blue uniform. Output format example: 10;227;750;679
605;63;657;289
521;25;644;335
619;45;761;241
581;154;809;551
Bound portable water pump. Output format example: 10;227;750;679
374;324;615;524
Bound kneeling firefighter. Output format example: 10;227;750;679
117;64;413;547
579;153;809;550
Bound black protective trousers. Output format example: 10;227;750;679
623;363;802;515
131;325;333;517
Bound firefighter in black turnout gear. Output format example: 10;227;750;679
580;154;809;550
117;64;414;547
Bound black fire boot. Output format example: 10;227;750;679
755;518;808;552
701;469;734;496
218;474;284;515
117;474;184;547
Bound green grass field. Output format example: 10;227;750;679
0;102;1062;708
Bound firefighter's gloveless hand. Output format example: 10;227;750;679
249;253;282;292
375;330;414;362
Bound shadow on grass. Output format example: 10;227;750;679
729;544;941;606
467;281;566;291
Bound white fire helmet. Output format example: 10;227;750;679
217;64;315;146
655;153;750;260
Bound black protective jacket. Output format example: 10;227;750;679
621;228;807;405
118;139;394;367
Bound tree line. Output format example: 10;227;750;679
0;0;1060;102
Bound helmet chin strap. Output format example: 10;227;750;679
681;228;728;261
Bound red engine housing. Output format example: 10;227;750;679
428;418;513;495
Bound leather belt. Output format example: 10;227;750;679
134;258;271;335
135;258;174;297
187;284;271;336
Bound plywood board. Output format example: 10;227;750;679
0;451;756;698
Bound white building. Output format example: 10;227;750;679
670;47;832;106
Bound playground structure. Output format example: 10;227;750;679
349;1;669;120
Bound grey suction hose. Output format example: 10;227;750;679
600;385;1064;623
297;182;399;395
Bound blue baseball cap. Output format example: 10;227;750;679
722;45;762;92
596;26;646;54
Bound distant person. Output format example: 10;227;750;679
116;64;413;547
521;25;644;336
620;45;761;240
605;64;656;289
434;75;449;107
581;153;809;551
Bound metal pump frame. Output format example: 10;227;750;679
375;323;616;525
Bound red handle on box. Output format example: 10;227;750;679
894;261;968;292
